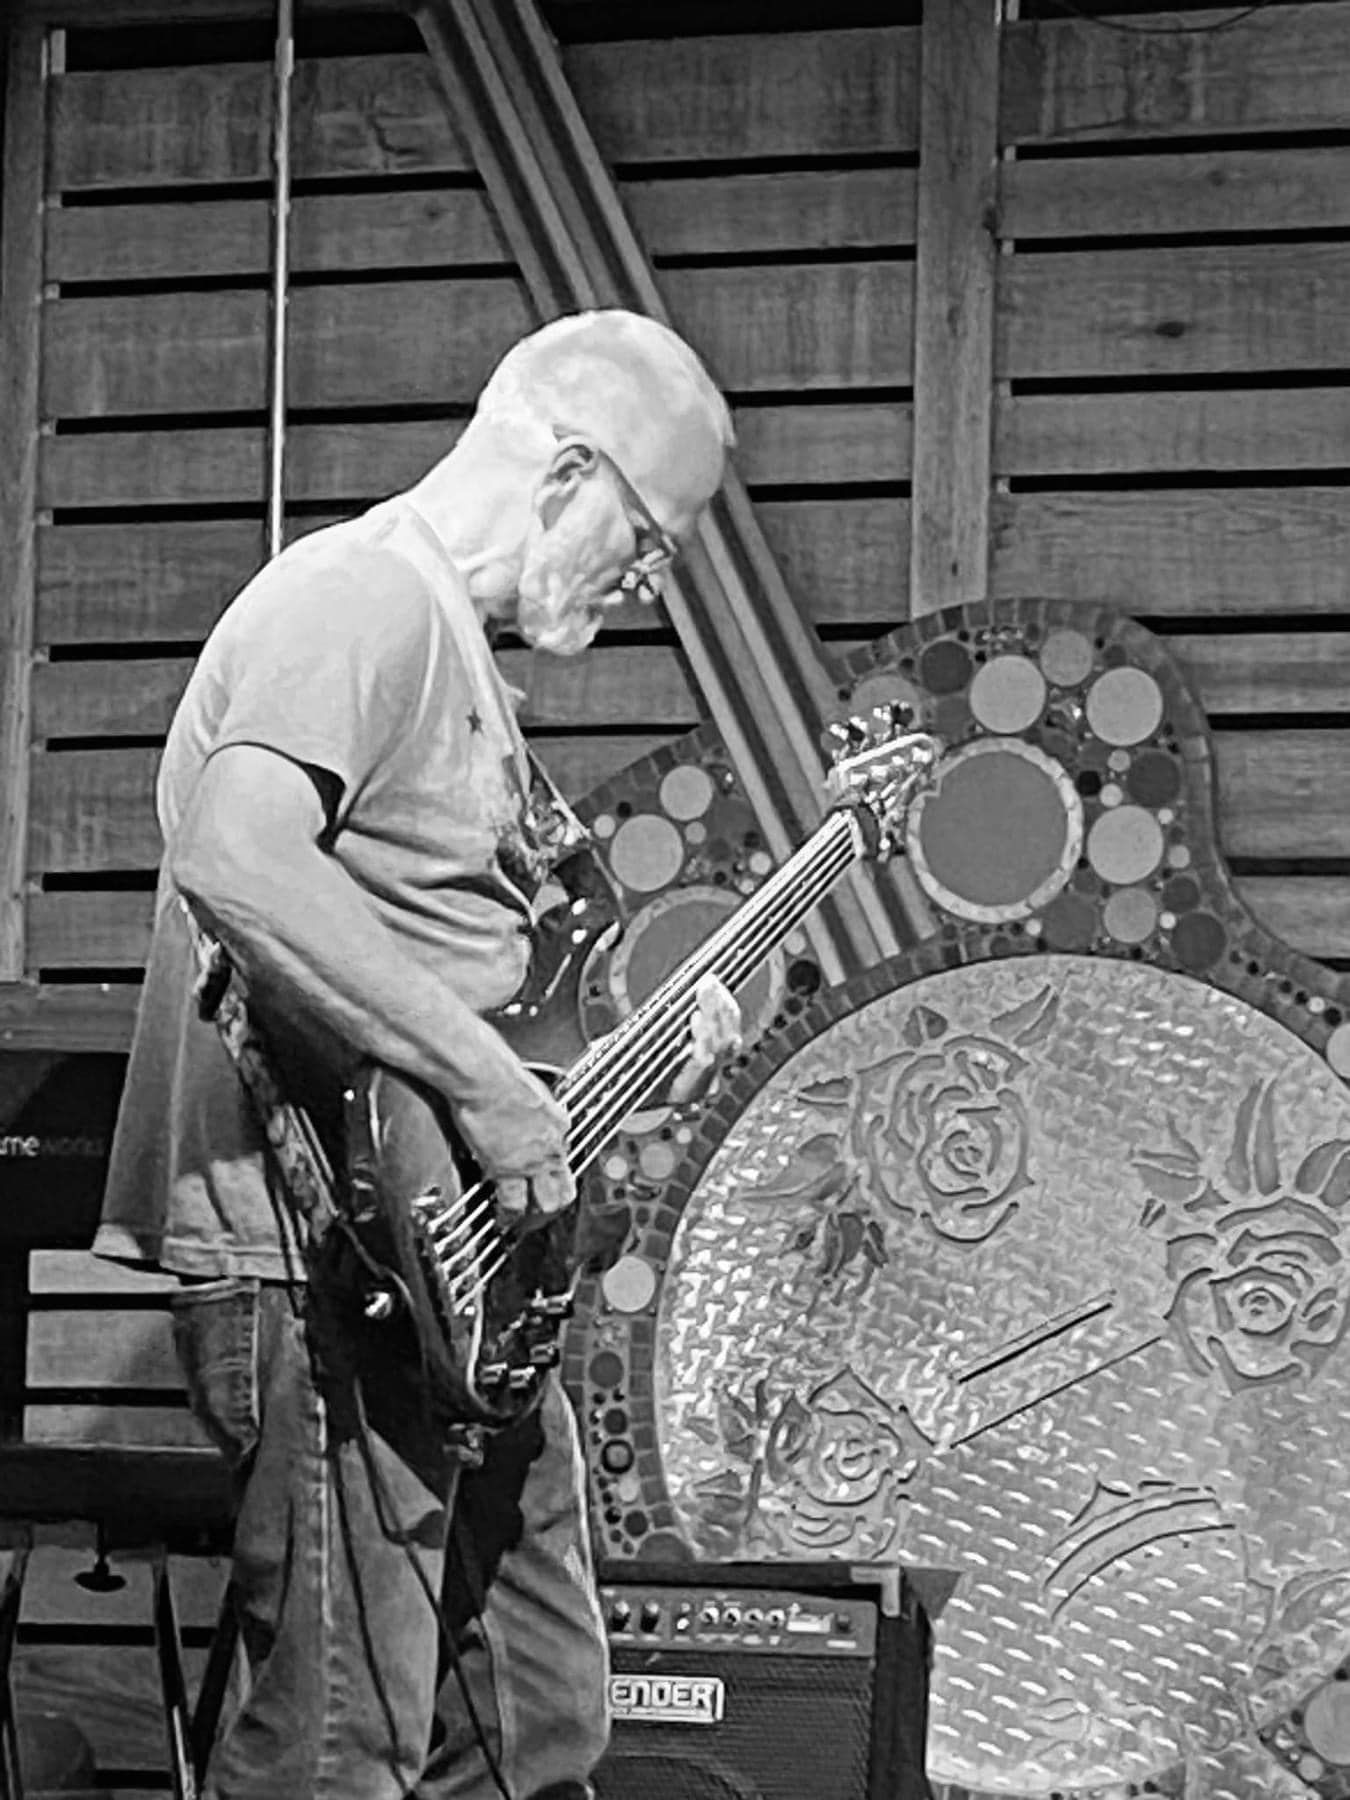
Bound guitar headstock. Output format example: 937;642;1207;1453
823;707;943;859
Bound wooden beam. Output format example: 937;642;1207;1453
46;170;911;285
1002;145;1350;240
42;265;910;418
28;0;394;20
0;983;140;1052
46;34;916;191
1001;244;1350;381
991;489;1350;617
412;0;914;975
0;18;47;980
999;388;1350;478
1002;4;1350;146
908;0;999;617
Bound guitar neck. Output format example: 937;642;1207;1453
555;805;865;1178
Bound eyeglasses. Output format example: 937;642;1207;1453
554;431;681;606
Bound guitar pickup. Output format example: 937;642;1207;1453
526;1294;574;1321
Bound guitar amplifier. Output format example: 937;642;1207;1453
593;1562;942;1800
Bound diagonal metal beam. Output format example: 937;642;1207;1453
410;0;916;982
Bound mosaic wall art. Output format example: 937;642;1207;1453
554;599;1350;1800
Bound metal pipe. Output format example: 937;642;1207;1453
265;0;295;561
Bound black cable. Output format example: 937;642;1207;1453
349;1375;518;1800
1043;0;1286;35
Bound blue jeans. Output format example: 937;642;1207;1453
171;1276;610;1799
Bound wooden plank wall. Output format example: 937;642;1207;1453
994;1;1350;967
3;2;1350;1787
8;2;1350;1049
7;13;925;1785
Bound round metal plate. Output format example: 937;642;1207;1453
652;957;1350;1797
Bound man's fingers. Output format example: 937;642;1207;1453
495;1174;530;1220
532;1161;577;1216
494;1163;576;1227
691;972;743;1059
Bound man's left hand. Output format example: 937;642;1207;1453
669;972;743;1105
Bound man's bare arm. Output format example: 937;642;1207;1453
171;743;573;1215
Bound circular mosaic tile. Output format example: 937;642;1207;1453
906;740;1083;924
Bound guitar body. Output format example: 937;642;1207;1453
323;1061;575;1429
296;722;939;1433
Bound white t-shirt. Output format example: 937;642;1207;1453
95;499;547;1280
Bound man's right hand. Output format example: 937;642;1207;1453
452;1056;576;1225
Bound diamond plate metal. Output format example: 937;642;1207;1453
653;957;1350;1797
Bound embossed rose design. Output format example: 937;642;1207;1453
881;1036;1034;1242
744;987;1054;1257
691;1368;929;1559
775;1369;927;1551
1137;1082;1350;1391
1165;1199;1348;1387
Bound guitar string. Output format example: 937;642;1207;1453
429;818;864;1292
428;818;856;1251
425;836;860;1304
560;810;862;1113
424;827;860;1297
432;820;866;1304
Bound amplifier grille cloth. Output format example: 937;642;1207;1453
596;1648;875;1800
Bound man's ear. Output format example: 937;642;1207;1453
537;440;599;530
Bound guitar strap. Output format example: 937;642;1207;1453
181;900;338;1244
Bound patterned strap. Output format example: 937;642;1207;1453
182;904;338;1239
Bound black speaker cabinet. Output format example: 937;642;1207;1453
593;1561;941;1800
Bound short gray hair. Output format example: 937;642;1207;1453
475;309;734;519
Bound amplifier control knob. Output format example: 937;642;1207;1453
744;1608;764;1630
640;1602;662;1633
766;1608;787;1631
722;1605;741;1630
608;1601;631;1632
833;1613;854;1637
699;1604;719;1629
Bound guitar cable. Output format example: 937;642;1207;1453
347;1369;520;1800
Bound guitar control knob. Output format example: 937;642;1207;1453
363;1289;396;1322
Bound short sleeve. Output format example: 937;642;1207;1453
205;543;436;815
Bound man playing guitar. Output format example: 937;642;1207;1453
94;310;740;1800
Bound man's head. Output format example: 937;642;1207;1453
460;309;734;655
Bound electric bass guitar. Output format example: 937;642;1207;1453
189;714;940;1431
324;714;942;1430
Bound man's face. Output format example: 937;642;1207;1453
514;445;701;658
